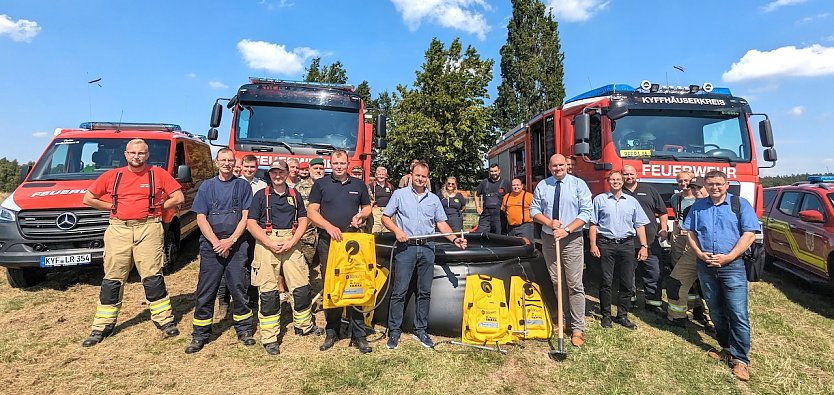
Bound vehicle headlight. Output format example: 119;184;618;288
0;207;17;223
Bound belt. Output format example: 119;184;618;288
111;217;161;226
407;239;433;246
598;235;634;244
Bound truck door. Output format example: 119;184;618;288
572;114;605;195
792;193;828;274
768;191;801;262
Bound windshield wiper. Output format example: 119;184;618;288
649;154;680;161
675;155;737;164
297;142;342;154
239;139;295;155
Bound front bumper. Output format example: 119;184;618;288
0;221;104;269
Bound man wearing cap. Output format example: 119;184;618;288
351;165;363;179
247;160;323;355
295;158;325;271
298;161;311;182
307;150;373;354
185;148;256;354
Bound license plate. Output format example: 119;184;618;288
40;253;92;267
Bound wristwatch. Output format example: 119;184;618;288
232;237;239;243
565;227;572;234
640;244;648;249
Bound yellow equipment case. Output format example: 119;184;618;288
508;276;552;340
461;274;514;345
323;233;379;309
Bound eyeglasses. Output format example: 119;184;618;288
126;151;147;156
705;183;725;188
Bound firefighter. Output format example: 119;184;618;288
247;160;323;356
297;161;311;181
185;148;256;354
295;158;323;271
80;138;184;346
368;166;393;233
474;163;511;234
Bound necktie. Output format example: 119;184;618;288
553;180;562;220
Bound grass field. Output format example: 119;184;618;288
1;191;833;394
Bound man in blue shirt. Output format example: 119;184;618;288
589;170;649;330
185;148;255;354
382;161;467;350
683;170;759;382
530;154;593;347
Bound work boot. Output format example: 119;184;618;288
185;338;207;354
600;316;613;329
570;331;585;347
613;316;637;330
692;307;716;333
264;341;280;356
237;331;256;346
658;316;687;328
81;324;115;347
319;330;338;351
160;323;180;338
295;325;325;337
351;336;372;354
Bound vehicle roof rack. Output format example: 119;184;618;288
79;122;182;132
248;77;355;91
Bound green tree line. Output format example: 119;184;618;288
760;173;831;188
0;158;33;193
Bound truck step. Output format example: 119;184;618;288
770;260;830;286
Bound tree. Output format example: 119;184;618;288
0;157;28;193
493;0;565;132
383;38;494;189
304;57;348;84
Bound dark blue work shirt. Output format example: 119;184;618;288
308;174;371;233
192;176;252;217
682;193;760;255
248;185;307;230
476;177;511;209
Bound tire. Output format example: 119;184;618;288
162;228;179;275
6;267;47;288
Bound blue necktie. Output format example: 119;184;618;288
553;180;561;220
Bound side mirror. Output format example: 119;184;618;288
18;165;30;183
763;147;777;162
207;128;218;141
759;119;773;148
376;114;387;138
799;209;825;223
574;113;590;142
376;138;387;150
210;102;223;128
175;165;192;183
574;142;589;156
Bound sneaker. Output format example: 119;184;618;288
160;323;180;338
387;332;400;350
237;331;256;346
185;338;207;354
707;348;730;364
81;325;115;347
731;360;750;382
600;316;613;328
412;333;435;349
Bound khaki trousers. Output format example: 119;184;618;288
667;229;702;320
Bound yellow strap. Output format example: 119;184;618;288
95;306;119;318
687;294;700;301
646;300;663;307
192;317;213;326
233;311;253;322
293;309;312;322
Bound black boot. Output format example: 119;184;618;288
81;324;115;347
264;341;281;356
185;338;208;354
237;331;256;346
351;336;372;354
319;330;338;351
160;323;180;338
295;325;325;337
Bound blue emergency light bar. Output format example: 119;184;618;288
565;83;733;104
80;122;182;131
808;175;834;183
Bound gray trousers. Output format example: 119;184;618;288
541;231;586;333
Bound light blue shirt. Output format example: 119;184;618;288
591;192;650;239
682;193;761;255
383;186;448;237
530;174;593;235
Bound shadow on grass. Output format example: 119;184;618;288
114;292;196;333
759;266;834;319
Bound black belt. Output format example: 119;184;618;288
598;235;634;244
407;239;432;246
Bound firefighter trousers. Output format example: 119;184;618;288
92;218;173;331
666;230;705;320
191;238;255;341
370;206;388;233
252;230;315;343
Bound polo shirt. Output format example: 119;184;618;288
384;186;447;237
623;183;666;244
369;181;394;207
682;193;760;255
248;185;307;230
88;166;182;220
244;176;267;194
192;176;252;216
530;174;593;235
590;192;650;239
308;174;371;233
441;192;467;217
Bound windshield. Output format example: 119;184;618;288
235;103;360;150
611;110;752;162
29;138;171;181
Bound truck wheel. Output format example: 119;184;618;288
6;267;47;288
162;229;179;275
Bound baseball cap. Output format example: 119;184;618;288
269;160;288;171
309;158;325;167
298;161;310;169
688;177;703;188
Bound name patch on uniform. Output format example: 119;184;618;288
349;191;359;195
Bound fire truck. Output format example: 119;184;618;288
206;78;386;181
488;80;777;229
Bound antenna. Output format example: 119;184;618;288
116;110;124;133
587;76;592;89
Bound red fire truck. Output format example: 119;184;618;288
488;80;777;225
206;78;386;181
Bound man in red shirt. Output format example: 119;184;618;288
80;139;185;346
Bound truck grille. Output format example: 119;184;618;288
17;209;110;240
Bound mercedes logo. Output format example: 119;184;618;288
56;212;78;230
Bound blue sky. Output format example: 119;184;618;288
1;0;832;175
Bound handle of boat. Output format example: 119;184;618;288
407;231;470;240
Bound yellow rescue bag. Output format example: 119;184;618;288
462;274;514;345
323;233;378;309
508;276;552;340
341;265;390;328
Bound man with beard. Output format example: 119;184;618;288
474;163;511;234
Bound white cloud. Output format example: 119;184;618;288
761;0;806;13
237;39;320;75
390;0;491;40
547;0;609;22
722;44;834;82
208;80;228;89
826;35;834;42
796;13;829;24
0;14;41;43
788;106;805;116
186;72;197;79
32;131;48;138
260;0;294;10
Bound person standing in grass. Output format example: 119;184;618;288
683;170;759;382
